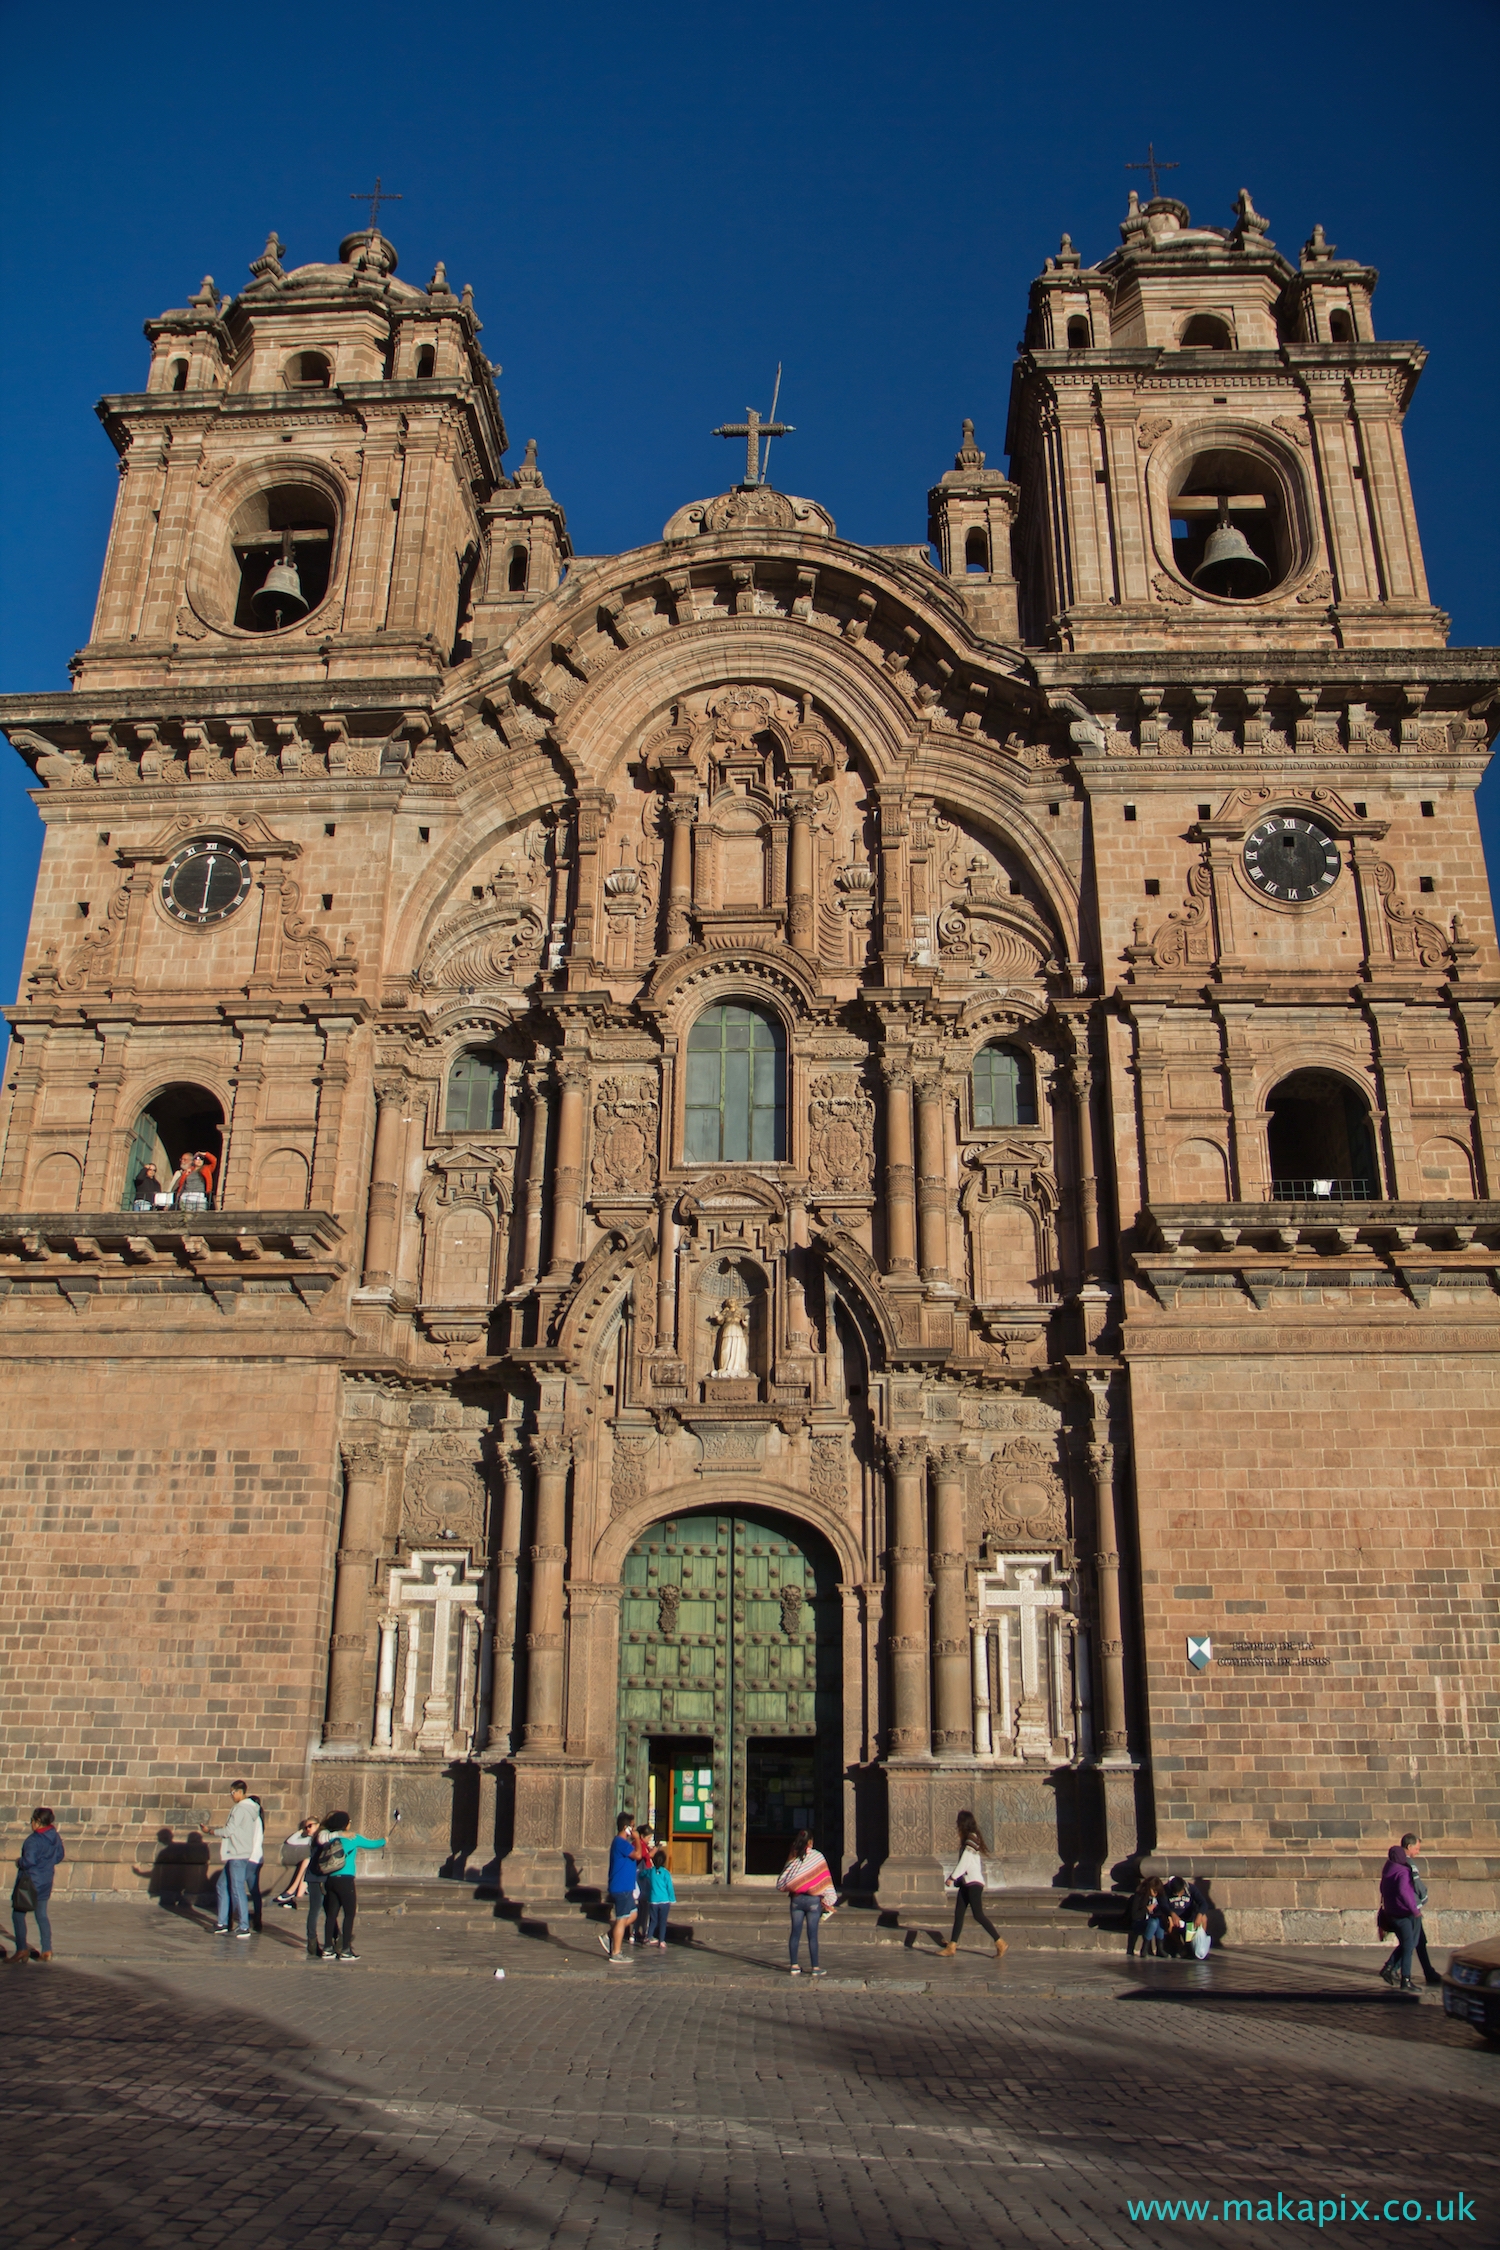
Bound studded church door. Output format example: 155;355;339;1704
616;1511;841;1881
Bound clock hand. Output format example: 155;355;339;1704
198;853;217;912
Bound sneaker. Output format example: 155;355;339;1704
598;1932;610;1954
337;1951;359;1962
810;1967;826;1978
274;1895;297;1909
213;1927;230;1935
789;1964;801;1975
234;1930;252;1940
606;1953;632;1964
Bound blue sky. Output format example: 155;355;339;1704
1;0;1496;1024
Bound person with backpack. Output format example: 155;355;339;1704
310;1811;386;1960
6;1808;65;1964
939;1811;1008;1960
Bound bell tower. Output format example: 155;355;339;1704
1005;189;1447;653
77;223;513;691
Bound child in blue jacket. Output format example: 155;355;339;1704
646;1847;676;1948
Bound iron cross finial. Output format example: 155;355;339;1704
350;176;402;231
712;403;794;488
1125;142;1180;200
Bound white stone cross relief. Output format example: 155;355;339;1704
975;1554;1072;1763
374;1550;487;1758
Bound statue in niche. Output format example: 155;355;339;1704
712;1300;750;1378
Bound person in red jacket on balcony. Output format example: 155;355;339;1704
172;1149;217;1211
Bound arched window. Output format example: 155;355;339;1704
971;1043;1039;1130
507;545;528;593
685;1004;785;1162
964;527;990;573
1328;309;1352;343
445;1051;505;1133
121;1083;225;1211
1178;314;1233;351
1066;315;1091;349
1267;1070;1380;1200
286;350;332;389
169;358;189;392
416;344;436;378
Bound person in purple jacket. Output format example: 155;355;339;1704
1378;1832;1424;1990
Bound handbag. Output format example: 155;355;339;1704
11;1867;38;1915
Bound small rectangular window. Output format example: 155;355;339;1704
321;893;333;911
1419;876;1436;895
1197;804;1211;820
1124;804;1137;822
324;822;337;836
77;901;90;918
1420;801;1435;818
98;831;110;845
1047;802;1060;817
1144;879;1161;897
419;826;431;842
1353;803;1367;818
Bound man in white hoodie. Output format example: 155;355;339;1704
206;1781;264;1938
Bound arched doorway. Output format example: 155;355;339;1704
616;1508;841;1882
120;1083;225;1210
1266;1069;1380;1198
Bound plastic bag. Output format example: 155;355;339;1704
1191;1926;1212;1960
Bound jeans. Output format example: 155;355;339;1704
789;1894;822;1967
648;1902;671;1943
1386;1913;1420;1982
305;1874;326;1953
950;1880;1000;1944
12;1896;52;1954
216;1859;254;1932
323;1874;357;1952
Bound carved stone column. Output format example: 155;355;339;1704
785;788;815;956
914;1073;950;1286
486;1437;526;1753
664;798;695;953
546;1060;589;1279
655;1189;679;1353
929;1444;971;1752
520;1434;572;1753
1088;1437;1129;1759
360;1079;407;1288
885;1434;931;1756
518;1064;549;1285
324;1440;388;1744
1066;1048;1101;1279
881;1061;918;1275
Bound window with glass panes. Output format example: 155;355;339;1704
684;1005;785;1162
971;1043;1038;1129
445;1052;505;1133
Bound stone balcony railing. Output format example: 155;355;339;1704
0;1209;346;1311
1134;1201;1500;1311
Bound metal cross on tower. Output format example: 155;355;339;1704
1125;142;1179;199
350;176;402;231
712;402;794;488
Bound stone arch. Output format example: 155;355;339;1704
1145;416;1320;602
29;1150;83;1212
1171;1136;1231;1200
1416;1133;1476;1196
592;1474;863;1586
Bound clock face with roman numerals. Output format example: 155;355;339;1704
161;839;253;925
1242;816;1341;903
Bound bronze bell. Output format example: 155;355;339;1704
252;531;309;628
1192;500;1272;599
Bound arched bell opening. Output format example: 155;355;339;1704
1168;445;1293;598
1177;312;1233;350
614;1504;843;1884
229;482;336;631
121;1083;225;1211
964;526;991;573
1266;1069;1381;1201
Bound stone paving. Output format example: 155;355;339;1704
0;1899;1496;2249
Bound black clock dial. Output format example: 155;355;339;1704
162;841;252;925
1242;816;1341;903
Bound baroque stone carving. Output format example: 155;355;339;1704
1131;859;1214;971
590;1077;659;1196
657;1582;682;1635
610;1432;655;1515
1376;862;1452;969
401;1434;487;1551
809;1433;850;1507
420;868;547;991
779;1583;805;1636
808;1075;875;1195
971;1435;1067;1549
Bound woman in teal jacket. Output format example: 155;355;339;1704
312;1811;385;1960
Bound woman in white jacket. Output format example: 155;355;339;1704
940;1811;1007;1960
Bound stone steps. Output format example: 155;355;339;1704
355;1879;1132;1950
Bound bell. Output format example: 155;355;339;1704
1192;502;1271;600
251;532;309;628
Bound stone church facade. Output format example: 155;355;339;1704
1;190;1496;1933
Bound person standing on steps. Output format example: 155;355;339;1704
940;1811;1008;1961
6;1808;65;1965
778;1829;833;1976
601;1813;639;1963
205;1781;263;1939
310;1812;385;1960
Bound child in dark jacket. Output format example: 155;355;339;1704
7;1808;65;1964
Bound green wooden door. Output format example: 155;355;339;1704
616;1510;840;1880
